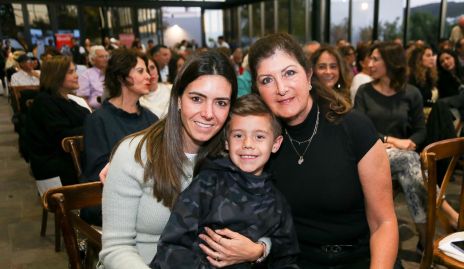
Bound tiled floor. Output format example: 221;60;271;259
0;96;68;268
0;95;459;268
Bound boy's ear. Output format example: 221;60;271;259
225;140;229;150
272;135;284;153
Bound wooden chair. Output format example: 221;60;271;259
40;135;85;251
43;182;103;269
420;137;464;269
61;136;85;178
9;84;39;113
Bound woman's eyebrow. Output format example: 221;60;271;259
257;65;295;77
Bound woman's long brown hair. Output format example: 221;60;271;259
130;50;237;208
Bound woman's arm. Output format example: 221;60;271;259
81;114;111;182
358;140;398;269
384;136;416;151
385;87;426;151
99;139;150;269
407;86;427;145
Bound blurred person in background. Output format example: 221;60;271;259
311;46;352;103
140;58;172;118
407;45;438;110
150;45;172;83
80;49;158;225
339;45;358;76
11;54;40;86
302;41;321;61
77;45;108;110
350;42;373;103
26;56;90;193
231;47;244;75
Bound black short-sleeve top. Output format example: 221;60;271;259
269;102;378;261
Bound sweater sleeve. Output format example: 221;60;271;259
407;85;427;145
81;113;111;182
99;138;150;269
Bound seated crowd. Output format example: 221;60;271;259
3;31;464;269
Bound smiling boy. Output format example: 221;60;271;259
150;94;299;269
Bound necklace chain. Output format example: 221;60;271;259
285;105;320;165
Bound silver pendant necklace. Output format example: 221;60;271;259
285;105;320;165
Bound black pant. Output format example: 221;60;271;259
298;257;370;269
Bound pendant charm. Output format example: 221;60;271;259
298;156;304;165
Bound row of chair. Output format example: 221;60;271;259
40;135;102;269
7;84;101;268
40;135;85;252
42;181;102;269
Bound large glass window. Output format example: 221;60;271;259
264;1;275;35
12;4;24;27
278;0;290;33
407;0;440;46
444;0;464;40
227;7;239;48
110;7;133;35
204;9;224;48
27;4;53;50
251;2;261;39
291;0;306;43
57;5;78;34
0;4;27;49
330;0;349;44
378;0;405;41
351;0;374;45
239;5;251;48
138;8;157;45
82;6;102;45
27;4;51;35
162;7;201;48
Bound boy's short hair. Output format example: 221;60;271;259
226;94;281;138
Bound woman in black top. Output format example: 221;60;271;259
26;56;91;187
80;49;158;226
436;49;464;114
355;42;458;251
407;45;438;108
81;49;158;183
437;49;464;99
246;33;398;268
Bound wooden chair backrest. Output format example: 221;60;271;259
420;137;464;269
61;136;84;178
9;85;39;113
42;182;103;269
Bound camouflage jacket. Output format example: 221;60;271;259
150;157;299;269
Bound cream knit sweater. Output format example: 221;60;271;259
99;135;194;269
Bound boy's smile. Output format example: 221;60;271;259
226;115;283;176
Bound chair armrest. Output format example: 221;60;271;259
71;212;102;249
